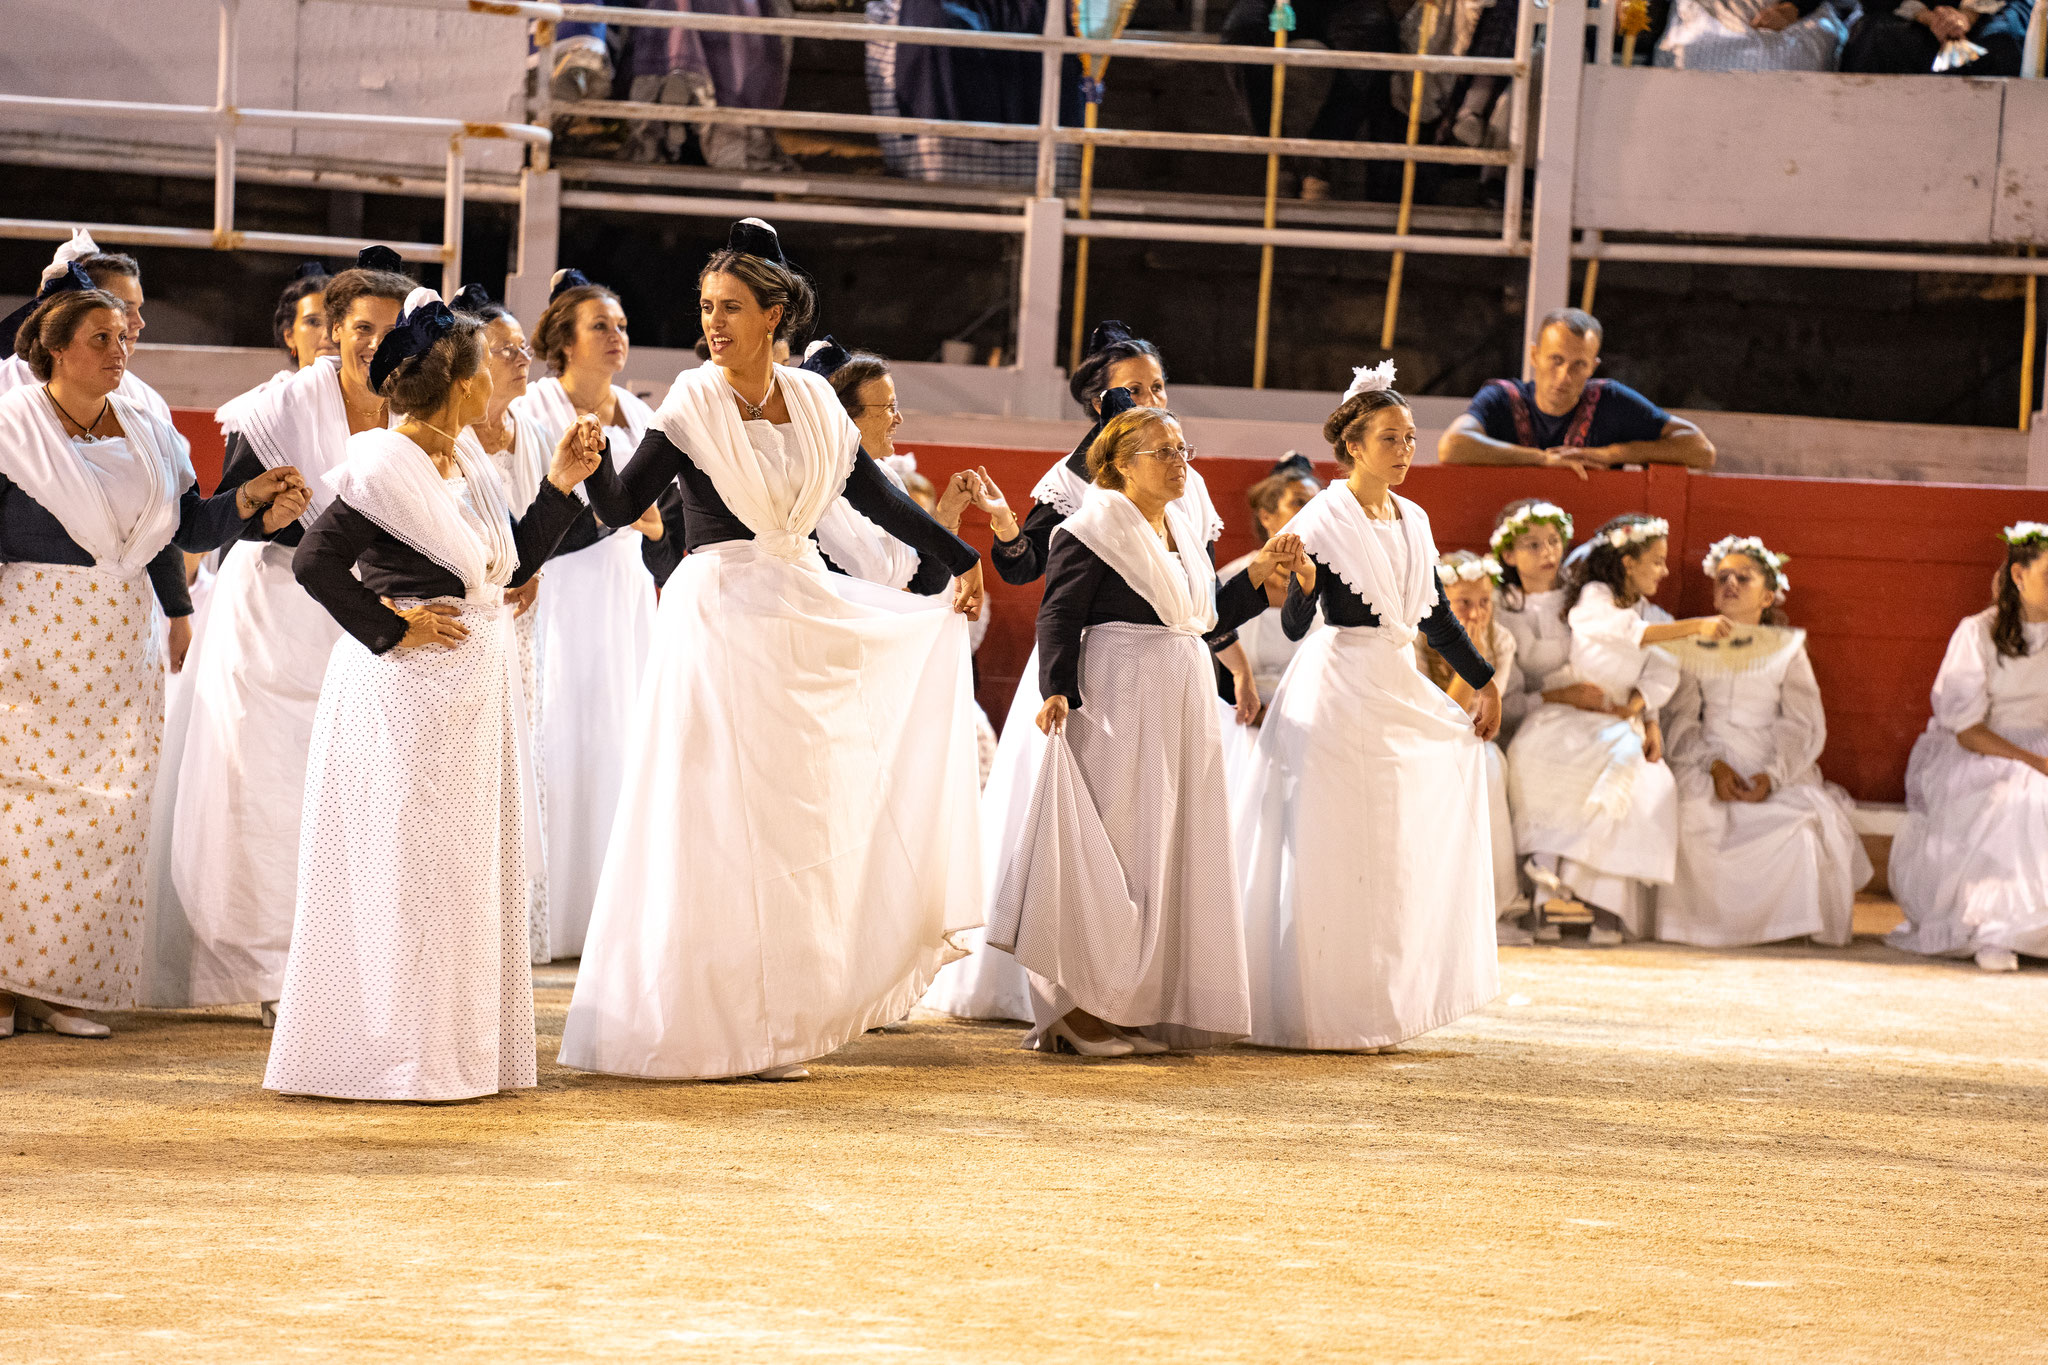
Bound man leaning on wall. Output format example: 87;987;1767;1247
1438;308;1717;476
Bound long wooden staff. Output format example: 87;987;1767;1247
1380;0;1441;350
1252;0;1295;390
1067;0;1142;372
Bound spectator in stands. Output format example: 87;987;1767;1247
1656;0;1850;69
1223;0;1401;201
1843;0;2033;75
1438;308;1716;474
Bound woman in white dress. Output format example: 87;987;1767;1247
264;289;602;1101
1889;523;2048;972
990;407;1299;1056
0;290;282;1039
1506;515;1733;943
1235;367;1504;1053
559;218;988;1082
507;269;664;962
154;253;411;1022
1659;535;1872;948
1417;549;1528;941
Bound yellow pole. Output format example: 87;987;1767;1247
1581;255;1600;312
1379;0;1440;350
1068;64;1101;373
1253;1;1293;390
2023;245;2038;434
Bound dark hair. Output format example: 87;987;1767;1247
79;252;141;286
1992;538;2047;659
1070;322;1163;416
1323;387;1412;471
274;270;331;360
828;352;892;419
533;283;624;376
1707;547;1793;628
14;288;130;381
378;313;486;417
1244;455;1320;546
322;268;415;343
1537;307;1602;345
698;250;816;348
1563;514;1667;617
1087;406;1174;493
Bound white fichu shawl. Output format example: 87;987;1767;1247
1054;485;1218;636
1030;440;1226;548
463;412;550;516
325;428;519;600
0;385;197;578
215;355;353;530
652;363;859;565
512;376;653;511
813;454;920;591
1287;485;1438;646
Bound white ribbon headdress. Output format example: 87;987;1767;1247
1344;359;1398;402
42;229;99;288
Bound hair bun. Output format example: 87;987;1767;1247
356;245;405;274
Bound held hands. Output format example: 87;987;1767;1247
1921;4;1972;38
397;602;469;651
165;614;192;674
547;415;605;494
1036;694;1070;736
240;466;310;532
962;467;1019;541
934;470;974;535
1249;532;1308;591
506;576;540;619
951;561;986;621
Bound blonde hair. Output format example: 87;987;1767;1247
1086;406;1175;492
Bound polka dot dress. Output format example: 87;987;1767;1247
262;598;537;1101
0;565;162;1010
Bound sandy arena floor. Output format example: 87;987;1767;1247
7;915;2047;1363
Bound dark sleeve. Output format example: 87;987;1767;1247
1213;566;1267;638
509;480;585;586
1205;539;1240;655
146;542;194;618
903;550;952;597
639;484;687;588
1420;577;1496;690
992;498;1062;586
1464;383;1518;442
172;481;260;554
293;498;409;654
217;433;304;546
1282;556;1326;641
1595;382;1674;445
1037;532;1112;709
842;450;979;576
584;428;687;528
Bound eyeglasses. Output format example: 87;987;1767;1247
490;344;534;364
1133;444;1197;466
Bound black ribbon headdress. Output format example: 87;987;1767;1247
1083;319;1139;359
368;295;458;393
549;268;595;301
728;217;786;265
356;244;405;274
799;335;851;379
1269;451;1316;480
0;261;94;353
451;283;494;315
290;259;330;283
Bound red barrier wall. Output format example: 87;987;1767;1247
173;406;2042;804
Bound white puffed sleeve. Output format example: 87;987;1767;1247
1566;582;1647;648
1767;645;1829;787
1928;612;1994;733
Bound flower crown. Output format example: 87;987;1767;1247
1437;554;1504;589
1489;501;1574;557
1603;517;1668;551
2003;521;2048;549
1702;533;1790;599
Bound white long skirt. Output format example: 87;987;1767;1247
1660;774;1871;948
528;531;653;962
143;559;215;1006
558;543;982;1079
1506;704;1678;937
988;623;1250;1049
1236;627;1498;1050
163;542;343;1005
1481;741;1524;925
1889;725;2048;958
264;598;535;1102
919;648;1043;1024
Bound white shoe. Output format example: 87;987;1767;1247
1975;948;2020;973
1587;926;1624;947
1110;1028;1169;1056
259;1001;278;1029
1049;1020;1135;1057
17;998;111;1037
754;1063;810;1081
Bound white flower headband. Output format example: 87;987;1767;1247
1437;555;1504;589
2003;521;2048;548
1489;501;1574;557
1604;517;1668;551
1344;359;1397;401
1702;533;1791;600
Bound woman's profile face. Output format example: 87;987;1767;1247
1346;405;1417;487
482;317;532;408
1624;538;1670;599
699;272;779;369
852;374;900;459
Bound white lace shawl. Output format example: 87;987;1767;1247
325;428;518;598
1053;485;1218;636
0;384;196;578
1287;485;1437;643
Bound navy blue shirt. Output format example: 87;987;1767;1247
1466;379;1670;452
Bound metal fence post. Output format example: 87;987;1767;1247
1523;0;1586;371
443;136;466;289
214;0;240;249
1017;0;1067;395
505;167;561;327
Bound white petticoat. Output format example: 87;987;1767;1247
263;598;536;1101
1889;725;2048;958
558;540;982;1079
1660;776;1870;948
1235;626;1498;1050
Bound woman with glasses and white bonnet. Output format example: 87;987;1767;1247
560;218;987;1082
987;408;1301;1057
264;287;603;1100
1234;365;1504;1054
1658;536;1870;949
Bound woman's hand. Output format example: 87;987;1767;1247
933;470;973;535
238;466;307;523
1610;688;1647;720
1643;718;1664;764
1694;614;1736;641
1750;0;1798;27
1736;771;1774;803
547;414;605;493
165;614;192;674
396;602;469;651
1545;681;1609;712
965;467;1020;541
951;561;985;621
507;576;540;619
260;482;312;534
1469;679;1502;743
1710;759;1743;803
628;504;665;540
1249;532;1303;591
1232;669;1262;726
1036;695;1069;735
